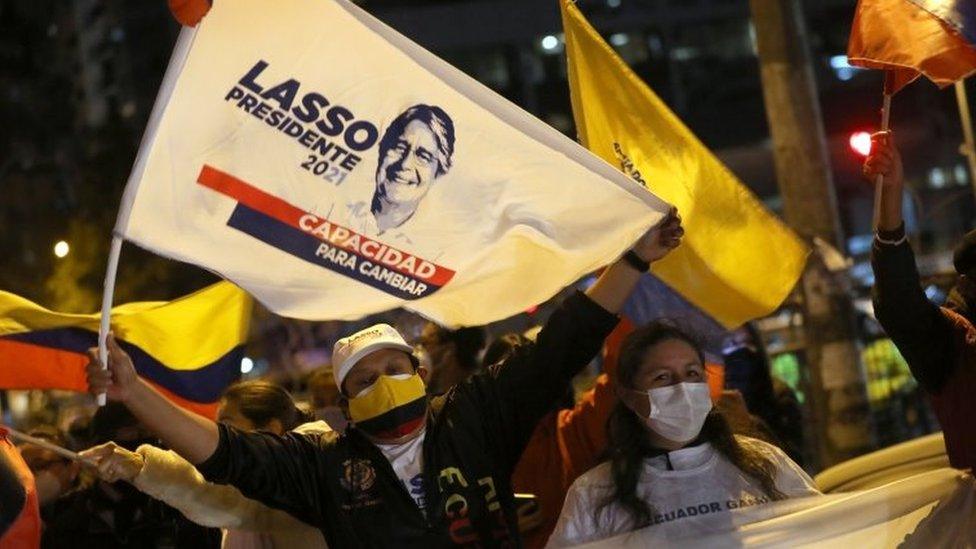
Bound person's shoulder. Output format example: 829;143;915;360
439;356;541;417
569;460;615;491
735;434;779;449
292;420;332;435
736;435;818;492
428;379;490;429
429;392;449;416
285;425;342;450
734;435;786;458
940;307;976;342
556;461;617;534
444;362;516;399
476;342;535;381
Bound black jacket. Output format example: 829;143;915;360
872;224;976;469
41;482;221;549
871;224;955;393
197;291;619;548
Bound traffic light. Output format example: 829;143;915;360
849;131;872;157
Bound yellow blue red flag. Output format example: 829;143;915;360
848;0;976;93
560;0;809;328
0;282;251;418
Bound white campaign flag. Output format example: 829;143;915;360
116;0;669;325
576;468;976;548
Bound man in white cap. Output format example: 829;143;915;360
85;211;683;547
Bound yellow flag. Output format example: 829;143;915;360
561;0;808;328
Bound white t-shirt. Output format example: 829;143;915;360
376;430;427;515
546;436;821;547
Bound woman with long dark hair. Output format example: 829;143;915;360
547;323;819;547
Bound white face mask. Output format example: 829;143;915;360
640;382;713;443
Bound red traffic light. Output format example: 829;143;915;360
849;131;872;157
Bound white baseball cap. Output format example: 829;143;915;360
332;324;414;390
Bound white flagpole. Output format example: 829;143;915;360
954;80;976;203
872;90;893;229
4;426;91;464
93;26;197;406
95;236;123;406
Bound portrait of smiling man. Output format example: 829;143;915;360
369;104;456;234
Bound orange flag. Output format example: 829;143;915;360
848;0;976;93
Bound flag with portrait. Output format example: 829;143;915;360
115;0;671;326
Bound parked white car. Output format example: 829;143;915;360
814;433;949;493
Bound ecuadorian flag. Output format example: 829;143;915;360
848;0;976;94
0;282;251;418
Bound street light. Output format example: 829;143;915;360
540;35;559;52
53;241;69;258
849;131;872;157
240;356;254;374
610;33;630;47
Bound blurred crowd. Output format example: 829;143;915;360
0;308;839;547
0;134;972;548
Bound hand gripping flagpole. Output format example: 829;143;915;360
872;72;893;230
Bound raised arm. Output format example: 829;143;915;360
866;132;956;392
80;441;258;529
464;211;683;471
86;333;219;464
584;209;683;313
870;131;905;234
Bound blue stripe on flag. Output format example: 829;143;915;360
910;0;976;45
225;203;443;300
622;274;731;358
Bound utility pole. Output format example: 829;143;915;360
750;0;874;468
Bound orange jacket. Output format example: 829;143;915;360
510;318;633;548
511;374;616;548
0;435;41;548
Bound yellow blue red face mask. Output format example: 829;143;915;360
348;373;427;440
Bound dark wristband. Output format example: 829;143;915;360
875;222;906;245
875;221;905;240
622;250;650;272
